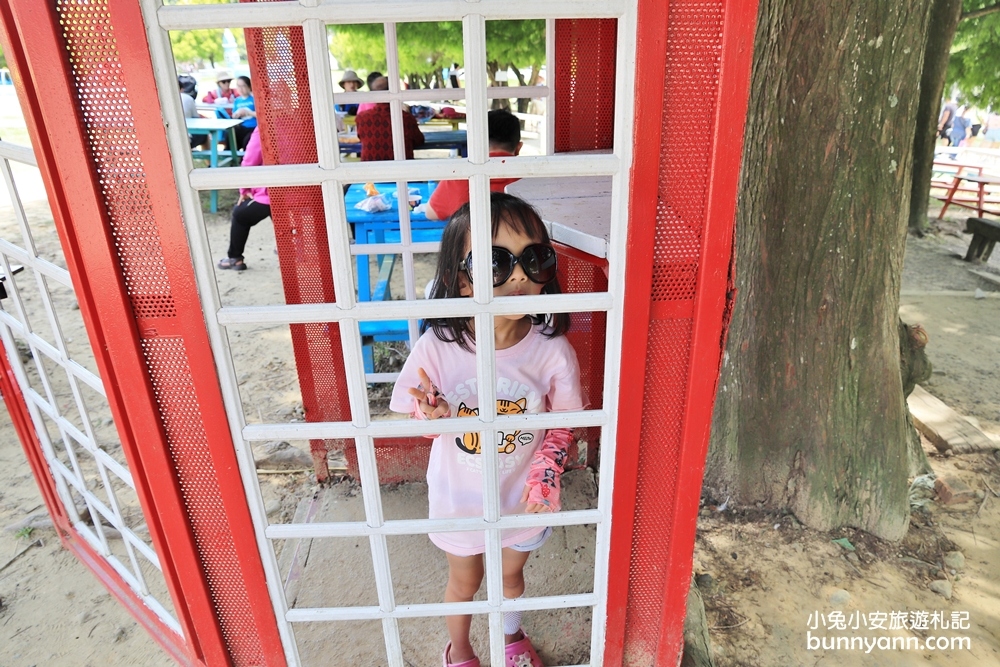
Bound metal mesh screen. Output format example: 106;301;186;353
651;2;724;303
624;0;724;661
55;0;268;661
141;338;263;663
243;21;353;480
625;319;693;660
556;243;608;468
554;19;618;153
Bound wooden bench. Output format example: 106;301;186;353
964;217;1000;262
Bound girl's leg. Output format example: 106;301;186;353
444;552;484;663
227;200;271;259
501;547;532;642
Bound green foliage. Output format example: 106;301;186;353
14;526;33;540
947;2;1000;108
167;0;245;69
329;20;544;88
0;42;6;70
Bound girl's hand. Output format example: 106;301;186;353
519;486;553;513
407;367;450;419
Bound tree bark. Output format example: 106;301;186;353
706;0;934;541
908;0;963;233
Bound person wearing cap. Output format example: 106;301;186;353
202;69;236;105
336;69;363;116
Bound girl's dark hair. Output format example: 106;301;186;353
423;192;570;351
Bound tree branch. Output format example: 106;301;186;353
962;2;1000;20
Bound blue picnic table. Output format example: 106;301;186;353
344;181;446;373
186;117;242;213
339;130;468;158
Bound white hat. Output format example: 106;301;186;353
339;70;364;88
215;69;234;82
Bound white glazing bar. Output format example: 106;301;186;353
545;18;555;155
156;0;625;30
589;6;639;666
0;309;105;395
216;291;613;326
244;407;605;441
266;508;601;539
320;181;357;309
140;0;304;662
0;239;72;288
286;592;598;622
348;241;439;256
188;152;620;189
303;19;341;170
463;16;489;167
383;23;408;163
0;159;43;264
322;85;549;104
364;372;400;383
381;616;405;667
0;141;37;166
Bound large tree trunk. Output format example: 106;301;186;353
706;0;934;541
908;0;963;232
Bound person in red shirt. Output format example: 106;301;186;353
355;76;425;161
425;109;522;220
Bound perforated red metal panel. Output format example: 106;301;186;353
554;19;618;153
242;20;354;481
555;242;608;468
619;0;727;663
29;0;285;663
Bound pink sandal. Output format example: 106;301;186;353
505;630;543;667
443;641;481;667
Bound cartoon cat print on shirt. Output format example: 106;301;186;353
455;398;533;455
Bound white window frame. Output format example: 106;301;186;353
144;1;636;665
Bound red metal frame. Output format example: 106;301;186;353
0;1;285;664
601;0;759;663
0;1;758;663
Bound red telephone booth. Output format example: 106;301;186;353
0;0;757;664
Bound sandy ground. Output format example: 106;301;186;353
2;107;1000;666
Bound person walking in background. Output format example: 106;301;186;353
231;75;257;150
938;98;957;143
355;76;424;161
949;106;972;149
217;127;271;272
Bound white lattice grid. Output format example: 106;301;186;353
0;140;181;635
145;1;636;665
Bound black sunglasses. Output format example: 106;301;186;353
460;244;558;288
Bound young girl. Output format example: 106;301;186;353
390;193;583;667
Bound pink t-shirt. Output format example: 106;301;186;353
390;324;584;556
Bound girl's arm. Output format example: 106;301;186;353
521;427;573;513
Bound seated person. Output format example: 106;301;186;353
202;69;236;105
179;77;208;149
336;70;363;116
231;75;257;150
217;127;271;272
355;76;425;161
425;109;521;220
356;71;383;116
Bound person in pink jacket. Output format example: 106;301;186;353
391;193;583;667
217;127;270;271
